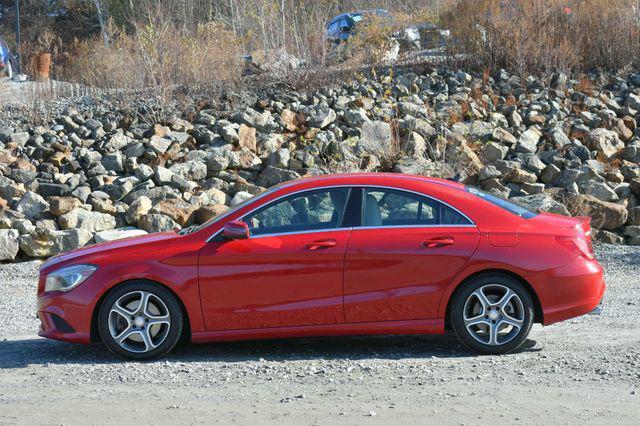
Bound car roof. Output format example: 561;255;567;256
277;173;466;191
328;9;389;24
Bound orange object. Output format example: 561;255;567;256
36;52;51;80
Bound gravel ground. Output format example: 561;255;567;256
1;245;639;424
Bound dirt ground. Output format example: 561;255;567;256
1;245;639;425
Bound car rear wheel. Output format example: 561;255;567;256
98;281;183;360
450;274;534;355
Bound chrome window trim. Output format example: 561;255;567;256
206;184;476;242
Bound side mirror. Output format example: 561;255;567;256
222;220;250;240
340;26;350;33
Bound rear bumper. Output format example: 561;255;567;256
531;255;605;325
588;298;604;315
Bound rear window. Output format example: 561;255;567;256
465;186;538;219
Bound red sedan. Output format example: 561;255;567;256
37;173;605;359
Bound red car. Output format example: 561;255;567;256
37;173;605;359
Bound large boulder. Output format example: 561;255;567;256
49;196;82;217
516;127;541;154
150;199;198;226
256;166;300;188
587;128;624;160
138;214;180;233
18;229;93;258
16;191;49;220
125;196;152;225
565;194;628;230
357;121;394;156
94;228;148;243
511;194;570;216
58;209;116;233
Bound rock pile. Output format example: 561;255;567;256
2;67;640;260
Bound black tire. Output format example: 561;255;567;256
450;274;534;355
98;281;184;360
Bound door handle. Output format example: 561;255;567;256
305;239;337;250
422;236;454;248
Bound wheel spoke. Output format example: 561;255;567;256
115;326;136;344
138;291;151;316
488;322;499;345
497;288;516;311
140;327;156;352
110;302;135;320
147;313;170;327
500;314;523;329
472;288;491;312
464;315;490;329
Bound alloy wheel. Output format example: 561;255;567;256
462;284;525;346
108;291;171;354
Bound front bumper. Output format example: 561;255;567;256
37;288;95;345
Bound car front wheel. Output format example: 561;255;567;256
450;274;534;355
98;281;183;360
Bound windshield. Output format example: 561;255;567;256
191;186;280;233
465;186;538;219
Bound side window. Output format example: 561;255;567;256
362;188;471;227
244;188;350;236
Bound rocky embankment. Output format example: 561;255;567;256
1;67;640;261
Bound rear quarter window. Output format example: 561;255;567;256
465;186;538;219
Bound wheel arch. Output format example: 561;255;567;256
443;269;543;330
90;278;192;344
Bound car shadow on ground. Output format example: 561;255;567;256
0;334;540;368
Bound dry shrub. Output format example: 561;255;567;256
443;0;640;75
62;15;242;95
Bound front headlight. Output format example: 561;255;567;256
45;264;97;293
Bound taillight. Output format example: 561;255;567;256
555;236;595;260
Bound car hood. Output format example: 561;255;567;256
40;232;179;272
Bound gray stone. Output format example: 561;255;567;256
0;229;20;260
10;132;30;147
148;135;172;154
511;194;570;215
18;228;93;257
587;128;624;160
94;228;148;243
126;196;152;225
516;127;541;154
308;108;337;129
59;209;116;233
105;133;132;151
169;161;207;182
358;121;393;155
138;214;180;233
482;142;509;162
101;152;124;173
16;191;49;220
230;191;253;206
540;164;561;184
344;108;370;127
579;181;618;202
256;166;301;188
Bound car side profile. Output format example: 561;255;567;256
37;173;605;359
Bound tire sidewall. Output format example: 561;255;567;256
451;274;534;355
98;281;183;360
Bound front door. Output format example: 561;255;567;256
343;187;480;323
198;188;351;331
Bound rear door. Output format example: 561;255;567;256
343;187;480;323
